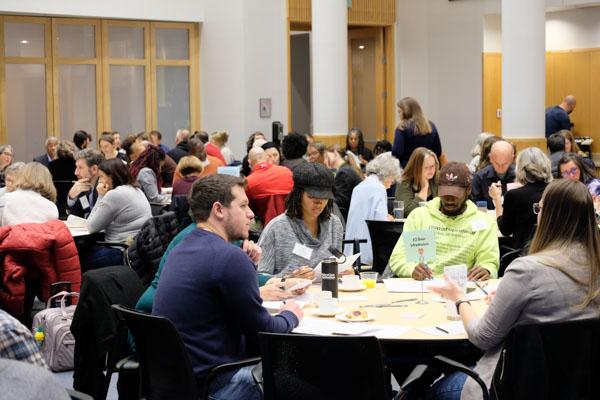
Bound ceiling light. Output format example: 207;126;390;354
20;40;29;44
358;45;365;50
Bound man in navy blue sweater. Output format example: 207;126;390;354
153;174;302;400
545;95;576;137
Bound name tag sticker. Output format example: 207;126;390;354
79;196;90;210
471;220;487;232
292;243;313;260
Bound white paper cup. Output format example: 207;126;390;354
341;275;361;288
318;297;338;314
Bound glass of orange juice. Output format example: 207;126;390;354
359;272;378;288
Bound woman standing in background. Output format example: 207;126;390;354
392;97;442;168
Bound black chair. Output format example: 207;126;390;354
53;180;75;219
150;201;169;216
498;248;521;277
342;238;368;272
258;332;395;400
366;220;404;275
398;318;600;400
112;304;260;400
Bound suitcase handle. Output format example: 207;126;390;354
46;291;80;318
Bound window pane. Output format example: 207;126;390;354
155;28;189;60
6;64;46;162
5;22;45;57
110;65;145;135
59;65;97;140
57;24;95;59
108;25;144;59
157;66;189;146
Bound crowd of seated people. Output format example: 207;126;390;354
2;113;600;400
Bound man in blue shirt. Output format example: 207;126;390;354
545;95;576;137
153;174;303;400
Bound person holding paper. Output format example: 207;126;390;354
425;179;600;400
388;162;499;281
258;162;344;278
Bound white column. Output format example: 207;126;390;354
311;0;348;135
501;0;545;138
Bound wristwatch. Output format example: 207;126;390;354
455;299;471;314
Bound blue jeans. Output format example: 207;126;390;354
208;366;261;400
426;371;468;400
79;245;123;270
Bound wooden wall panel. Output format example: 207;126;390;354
503;137;548;155
482;53;502;136
313;133;346;148
289;0;396;26
590;51;600;144
484;49;600;151
548;51;590;136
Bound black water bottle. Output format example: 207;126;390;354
321;257;339;298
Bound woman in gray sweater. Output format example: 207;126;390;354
80;159;152;270
428;179;600;400
258;162;344;278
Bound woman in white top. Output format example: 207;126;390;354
80;159;152;270
2;162;58;226
344;153;401;265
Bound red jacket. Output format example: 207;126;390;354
0;220;81;317
246;162;294;226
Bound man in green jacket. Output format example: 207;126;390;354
389;162;499;281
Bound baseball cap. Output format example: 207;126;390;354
438;162;472;197
292;162;334;200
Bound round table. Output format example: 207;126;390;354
298;279;494;340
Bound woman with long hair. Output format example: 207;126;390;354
489;147;552;250
324;144;363;221
83;159;152;269
392;97;442;167
557;152;600;192
345;128;373;168
2;162;58;226
130;144;169;204
468;133;494;172
427;179;600;400
395;147;439;217
476;135;502;171
257;162;344;279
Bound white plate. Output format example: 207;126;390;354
311;307;345;317
335;312;375;323
338;284;367;292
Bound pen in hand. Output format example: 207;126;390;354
472;280;488;295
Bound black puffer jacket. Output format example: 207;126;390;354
126;212;179;287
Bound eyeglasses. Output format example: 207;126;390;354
561;167;579;178
532;202;542;215
2;151;13;157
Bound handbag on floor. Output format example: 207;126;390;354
32;291;79;371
